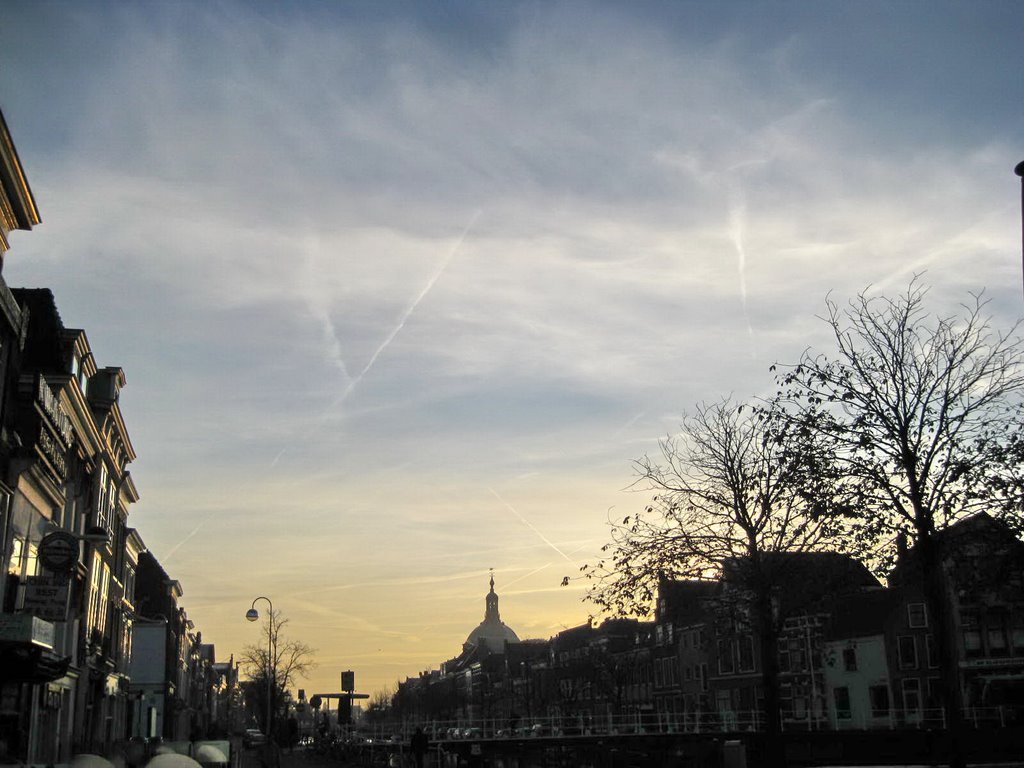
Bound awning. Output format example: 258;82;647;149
0;642;71;683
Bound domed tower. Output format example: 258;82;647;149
464;571;520;654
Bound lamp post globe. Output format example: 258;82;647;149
245;608;259;622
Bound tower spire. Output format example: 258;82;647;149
484;570;500;622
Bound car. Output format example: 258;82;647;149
243;729;266;749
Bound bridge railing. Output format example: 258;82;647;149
354;705;1021;744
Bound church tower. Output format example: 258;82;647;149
464;570;520;654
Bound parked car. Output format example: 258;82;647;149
243;729;266;748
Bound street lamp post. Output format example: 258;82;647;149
246;596;274;741
1016;161;1024;297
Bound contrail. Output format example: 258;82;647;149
302;233;355;384
330;209;482;410
271;212;482;469
162;519;207;562
728;192;756;353
488;487;574;563
502;543;594;588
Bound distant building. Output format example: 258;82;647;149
134;550;191;740
464;573;520;655
393;516;1024;739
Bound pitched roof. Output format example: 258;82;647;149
825;587;901;640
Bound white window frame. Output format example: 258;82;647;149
907;603;928;629
897;635;918;670
902;678;921;718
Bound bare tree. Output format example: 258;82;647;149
363;686;395;727
240;609;317;736
773;280;1024;768
575;397;842;766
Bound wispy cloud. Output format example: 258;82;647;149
2;0;1021;697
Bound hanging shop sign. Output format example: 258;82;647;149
39;531;79;575
0;613;55;649
22;576;70;622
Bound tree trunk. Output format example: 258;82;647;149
754;586;786;768
918;531;966;768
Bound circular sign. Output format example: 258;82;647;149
39;531;78;573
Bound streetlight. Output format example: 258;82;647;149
1016;161;1024;297
246;596;274;741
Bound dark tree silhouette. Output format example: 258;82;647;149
773;280;1024;768
575;397;844;767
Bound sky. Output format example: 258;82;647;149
1;0;1022;699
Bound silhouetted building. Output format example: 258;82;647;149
464;573;520;655
889;513;1024;716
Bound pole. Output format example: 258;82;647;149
267;607;274;741
247;597;274;738
1016;162;1024;298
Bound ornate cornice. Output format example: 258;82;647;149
0;109;40;256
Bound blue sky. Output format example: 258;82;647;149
2;0;1022;696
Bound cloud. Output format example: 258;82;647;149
2;0;1022;697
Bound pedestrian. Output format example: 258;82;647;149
287;717;298;753
409;727;429;768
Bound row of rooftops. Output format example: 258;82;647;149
412;512;1023;688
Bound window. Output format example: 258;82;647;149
925;635;939;669
902;678;921;717
833;686;851;720
86;551;102;630
98;562;110;635
962;612;983;658
6;537;22;575
843;647;857;672
792;692;808;720
907;603;928;629
699;663;708;691
86;553;111;635
737;635;755;673
869;685;890;718
777;638;790;673
987;613;1009;656
718;639;734;674
716;689;732;714
898;635;918;669
96;465;110;531
1012;613;1024;653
